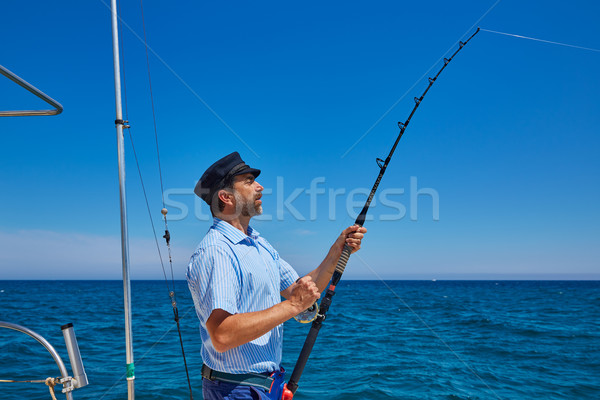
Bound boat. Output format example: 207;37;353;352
0;60;89;400
2;2;597;399
0;1;151;399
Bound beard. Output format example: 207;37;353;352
234;192;263;217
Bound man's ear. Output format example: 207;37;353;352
217;189;234;206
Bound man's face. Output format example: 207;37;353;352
231;173;264;217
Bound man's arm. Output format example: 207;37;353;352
281;225;367;298
206;276;319;353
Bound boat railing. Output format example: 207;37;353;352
0;321;88;399
0;64;63;117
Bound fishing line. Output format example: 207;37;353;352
355;253;503;400
287;28;481;396
341;0;503;158
480;28;600;53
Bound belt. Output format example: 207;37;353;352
201;364;274;391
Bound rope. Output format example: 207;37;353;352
0;379;47;383
45;377;58;400
2;377;61;400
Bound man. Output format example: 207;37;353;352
187;152;366;400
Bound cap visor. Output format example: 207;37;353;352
233;166;261;178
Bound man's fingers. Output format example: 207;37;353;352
344;226;366;244
342;226;366;253
297;275;314;287
291;276;320;309
345;238;362;246
296;276;319;296
347;232;365;240
342;225;367;237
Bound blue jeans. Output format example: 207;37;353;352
202;378;269;400
202;368;287;400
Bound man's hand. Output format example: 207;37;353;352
335;225;367;254
289;276;320;312
207;277;320;352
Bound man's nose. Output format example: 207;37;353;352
255;181;264;192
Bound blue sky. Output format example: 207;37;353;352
1;0;598;280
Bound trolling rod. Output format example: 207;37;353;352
286;28;480;396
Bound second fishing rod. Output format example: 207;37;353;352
285;27;481;396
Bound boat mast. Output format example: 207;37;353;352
110;0;135;399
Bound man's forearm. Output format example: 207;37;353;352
207;300;303;353
308;225;365;292
287;226;365;296
309;247;341;292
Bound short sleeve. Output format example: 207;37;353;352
186;245;240;322
278;257;299;292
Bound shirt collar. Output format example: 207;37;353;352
212;217;260;244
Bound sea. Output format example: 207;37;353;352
0;280;598;400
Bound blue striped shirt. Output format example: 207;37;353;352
186;217;299;373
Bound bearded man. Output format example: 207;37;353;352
187;152;366;400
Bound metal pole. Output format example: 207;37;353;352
110;1;135;399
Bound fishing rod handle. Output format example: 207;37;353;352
297;242;353;318
334;243;353;275
288;287;335;394
287;321;321;394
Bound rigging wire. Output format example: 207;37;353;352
117;0;172;294
125;130;172;289
139;0;167;209
138;0;177;292
137;0;193;396
116;1;194;398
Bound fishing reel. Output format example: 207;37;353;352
293;302;319;323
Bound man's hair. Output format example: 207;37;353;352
212;176;235;215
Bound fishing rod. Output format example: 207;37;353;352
285;28;480;396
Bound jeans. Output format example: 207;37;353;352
202;378;269;400
202;368;287;400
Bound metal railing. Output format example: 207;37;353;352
0;321;88;399
0;64;63;116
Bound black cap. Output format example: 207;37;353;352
194;152;261;205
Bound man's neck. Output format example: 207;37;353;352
218;214;251;235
